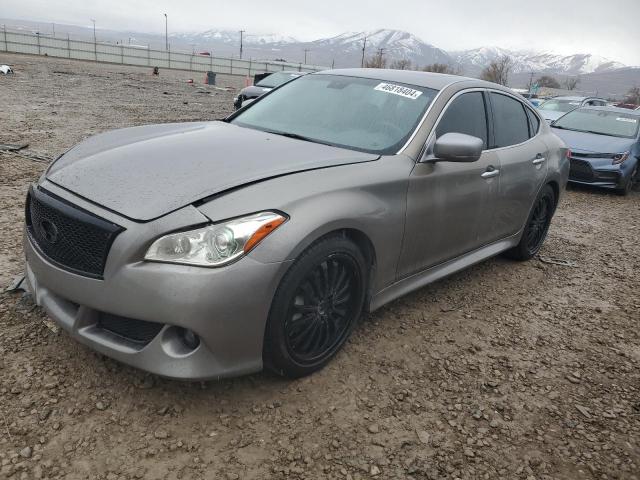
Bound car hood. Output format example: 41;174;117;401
551;128;635;154
540;110;565;122
240;85;272;98
46;121;379;221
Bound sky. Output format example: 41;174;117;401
3;0;640;65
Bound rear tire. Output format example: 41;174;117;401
505;184;556;261
263;235;367;378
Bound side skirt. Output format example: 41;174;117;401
369;234;520;312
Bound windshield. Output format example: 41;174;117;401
256;72;303;88
539;99;582;112
538;99;580;112
553;108;640;138
231;74;438;154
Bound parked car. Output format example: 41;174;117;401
233;71;305;109
516;92;542;106
24;69;568;380
551;106;639;195
537;96;608;122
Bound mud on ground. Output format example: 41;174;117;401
0;53;639;480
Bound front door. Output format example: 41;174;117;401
397;90;500;278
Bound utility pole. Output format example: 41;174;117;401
239;30;245;59
91;19;96;43
90;19;96;61
361;36;367;67
303;48;310;64
377;48;385;67
164;14;168;51
528;71;535;92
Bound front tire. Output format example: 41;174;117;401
616;165;637;196
264;235;367;378
505;184;556;261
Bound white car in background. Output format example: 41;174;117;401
537;96;608;122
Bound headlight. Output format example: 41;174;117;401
612;152;629;165
145;211;286;267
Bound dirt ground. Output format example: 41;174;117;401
0;53;639;480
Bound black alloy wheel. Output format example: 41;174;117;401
505;184;555;261
264;235;367;378
524;194;552;253
284;253;360;364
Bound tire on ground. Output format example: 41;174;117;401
263;234;367;378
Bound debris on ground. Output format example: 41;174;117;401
5;273;25;292
0;143;28;151
538;255;578;267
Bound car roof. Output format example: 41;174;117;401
313;68;490;91
578;105;640;116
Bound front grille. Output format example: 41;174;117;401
26;186;123;278
97;312;164;345
569;158;594;182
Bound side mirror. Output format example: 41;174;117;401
431;133;483;163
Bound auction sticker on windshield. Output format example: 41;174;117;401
374;83;423;100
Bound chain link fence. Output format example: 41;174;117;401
0;27;326;77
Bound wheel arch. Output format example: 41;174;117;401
286;227;378;310
546;179;560;209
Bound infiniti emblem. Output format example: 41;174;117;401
39;219;59;244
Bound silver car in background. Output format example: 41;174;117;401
24;69;568;380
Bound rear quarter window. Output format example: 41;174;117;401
526;108;540;137
490;93;531;148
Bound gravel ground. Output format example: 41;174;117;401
0;53;639;480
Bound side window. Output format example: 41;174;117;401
490;93;531;148
436;92;488;149
525;107;540;137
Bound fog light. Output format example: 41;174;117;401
177;327;200;350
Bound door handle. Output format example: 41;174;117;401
532;154;546;165
481;168;500;179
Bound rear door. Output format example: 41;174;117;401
397;90;501;278
487;92;549;241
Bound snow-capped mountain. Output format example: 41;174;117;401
453;46;625;75
167;27;626;76
169;28;451;67
300;29;451;66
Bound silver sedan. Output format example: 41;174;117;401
24;69;568;380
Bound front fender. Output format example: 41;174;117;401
196;157;414;293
